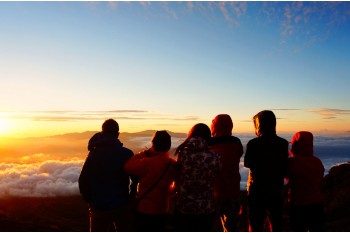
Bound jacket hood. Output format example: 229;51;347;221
253;110;276;137
290;131;313;157
88;132;122;151
211;114;233;137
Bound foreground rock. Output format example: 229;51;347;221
321;162;350;232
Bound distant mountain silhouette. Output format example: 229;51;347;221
0;130;187;164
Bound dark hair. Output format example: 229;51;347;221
175;123;211;156
102;119;119;135
152;130;171;152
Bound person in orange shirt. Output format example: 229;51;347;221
123;130;179;232
285;131;325;232
210;114;243;232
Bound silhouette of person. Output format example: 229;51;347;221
79;119;135;232
244;110;288;232
210;114;243;232
285;131;325;232
174;123;222;232
123;130;179;232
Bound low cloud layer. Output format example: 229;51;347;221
0;131;348;195
0;160;83;198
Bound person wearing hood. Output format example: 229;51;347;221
285;131;325;232
174;123;222;232
123;130;179;232
209;114;243;232
244;110;289;232
79;119;135;231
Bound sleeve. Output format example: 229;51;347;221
123;151;148;177
78;153;93;203
244;141;255;168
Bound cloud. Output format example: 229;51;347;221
187;1;194;9
107;1;118;10
161;2;178;19
218;2;233;22
294;15;302;23
270;109;302;111
1;111;201;122
321;116;336;119
307;108;350;119
171;117;200;121
0;160;83;198
139;1;150;8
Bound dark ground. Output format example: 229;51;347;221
0;162;349;232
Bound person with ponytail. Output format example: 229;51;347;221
174;123;222;232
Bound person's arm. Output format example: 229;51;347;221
129;175;139;197
79;153;93;204
123;151;148;177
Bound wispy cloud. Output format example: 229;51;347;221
307;108;350;120
1;111;200;122
270;109;302;111
107;1;118;10
161;2;178;19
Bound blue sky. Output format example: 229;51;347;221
0;1;349;136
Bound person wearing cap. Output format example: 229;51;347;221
285;131;325;232
244;110;289;232
123;130;179;232
79;119;135;232
210;114;243;232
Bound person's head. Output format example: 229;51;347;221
102;119;119;137
211;114;233;137
290;131;313;157
252;110;276;137
151;130;171;152
175;123;211;156
187;123;211;143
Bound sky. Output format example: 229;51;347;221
0;1;350;137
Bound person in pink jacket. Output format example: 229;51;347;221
123;131;179;232
285;131;325;232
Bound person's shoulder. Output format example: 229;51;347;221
247;137;259;145
116;146;134;157
210;136;242;146
276;135;288;144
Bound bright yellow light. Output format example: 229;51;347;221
0;118;10;134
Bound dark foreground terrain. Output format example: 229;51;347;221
0;162;349;232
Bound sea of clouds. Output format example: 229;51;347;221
0;132;348;197
0;160;83;198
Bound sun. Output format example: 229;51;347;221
0;118;9;134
